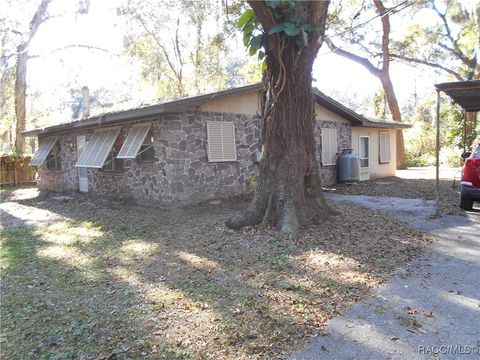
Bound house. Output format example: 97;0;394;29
24;84;409;206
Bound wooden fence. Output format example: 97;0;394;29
0;156;37;186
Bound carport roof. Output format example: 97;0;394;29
434;80;480;112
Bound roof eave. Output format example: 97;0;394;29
359;120;411;129
23;83;264;137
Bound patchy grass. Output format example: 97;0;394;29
325;176;464;216
0;188;433;359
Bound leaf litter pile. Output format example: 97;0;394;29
0;187;433;359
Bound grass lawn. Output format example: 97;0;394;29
0;187;432;359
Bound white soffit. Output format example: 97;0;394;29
117;123;151;159
76;127;121;168
30;136;58;166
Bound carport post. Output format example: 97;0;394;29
435;90;441;216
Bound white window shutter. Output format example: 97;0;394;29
207;122;236;162
379;132;391;163
321;128;337;166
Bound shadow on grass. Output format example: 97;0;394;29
1;189;429;359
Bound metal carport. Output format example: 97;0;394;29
434;80;480;215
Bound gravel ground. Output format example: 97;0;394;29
324;171;465;216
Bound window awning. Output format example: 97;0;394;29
76;127;121;168
30;136;58;166
117;123;151;159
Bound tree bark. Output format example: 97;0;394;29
14;48;28;155
227;1;330;234
378;73;405;168
12;0;52;154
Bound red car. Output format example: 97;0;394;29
460;143;480;210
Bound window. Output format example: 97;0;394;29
321;128;337;166
138;130;155;162
102;135;124;172
76;127;121;168
30;136;58;166
46;141;61;170
359;136;370;168
207;121;237;162
379;132;391;163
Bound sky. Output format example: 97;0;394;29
12;0;470;127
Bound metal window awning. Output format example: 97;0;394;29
76;127;121;168
30;136;58;166
117;123;151;159
433;80;480;215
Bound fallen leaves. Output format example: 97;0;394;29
0;188;432;359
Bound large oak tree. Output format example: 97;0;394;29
226;0;330;234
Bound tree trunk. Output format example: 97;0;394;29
227;47;329;234
12;0;52;155
379;73;405;169
14;47;28;155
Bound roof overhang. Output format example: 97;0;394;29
358;119;411;129
434;80;480;112
23;84;263;137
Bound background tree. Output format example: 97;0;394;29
391;0;479;80
0;0;53;155
325;0;410;169
391;0;479;150
119;0;255;101
226;0;330;234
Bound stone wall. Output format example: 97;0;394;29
316;120;352;186
37;111;352;204
37;111;262;206
37;134;79;192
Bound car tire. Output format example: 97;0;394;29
460;194;473;211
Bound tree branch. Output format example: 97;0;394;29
28;44;113;59
432;0;474;68
374;0;390;72
247;1;276;32
389;53;464;80
325;37;380;76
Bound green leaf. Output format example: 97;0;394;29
258;50;266;60
261;60;267;71
250;34;263;49
243;32;252;47
237;9;255;29
268;23;288;35
283;22;300;36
